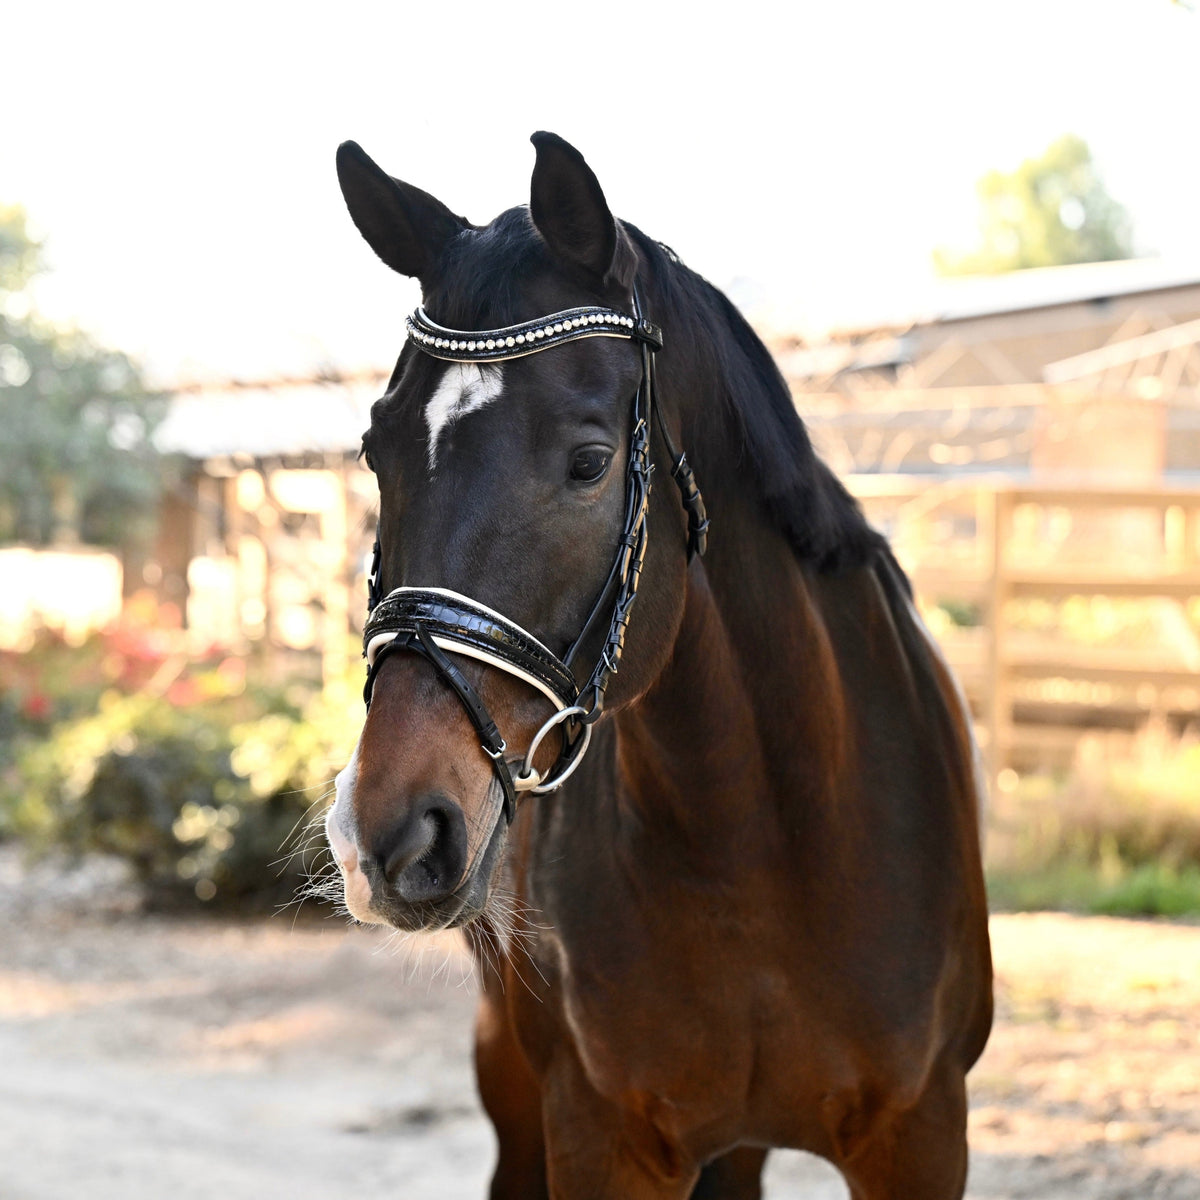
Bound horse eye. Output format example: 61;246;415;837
569;447;611;483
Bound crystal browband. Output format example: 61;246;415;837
405;305;662;362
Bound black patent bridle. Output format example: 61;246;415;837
361;290;708;825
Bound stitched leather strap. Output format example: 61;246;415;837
365;629;519;824
365;588;577;711
406;305;662;363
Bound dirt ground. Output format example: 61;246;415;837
1;851;1198;1200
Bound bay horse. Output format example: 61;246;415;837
324;131;993;1199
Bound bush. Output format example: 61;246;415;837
987;723;1200;916
0;615;208;792
1;622;361;909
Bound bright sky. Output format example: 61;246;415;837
5;0;1197;385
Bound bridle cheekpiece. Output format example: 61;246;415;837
362;292;708;827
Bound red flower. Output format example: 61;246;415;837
167;678;201;707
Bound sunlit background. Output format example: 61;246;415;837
8;0;1200;381
3;3;1199;1198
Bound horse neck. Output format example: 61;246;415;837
614;389;853;839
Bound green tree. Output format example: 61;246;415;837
934;135;1134;276
0;205;166;548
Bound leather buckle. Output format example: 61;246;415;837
634;318;663;351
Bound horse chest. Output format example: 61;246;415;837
526;873;803;1106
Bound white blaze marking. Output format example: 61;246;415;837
424;363;504;469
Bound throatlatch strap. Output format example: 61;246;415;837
651;377;709;560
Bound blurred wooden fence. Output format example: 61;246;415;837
151;452;1200;780
849;477;1200;778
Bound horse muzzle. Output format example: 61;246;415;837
324;746;509;932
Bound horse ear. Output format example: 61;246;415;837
529;132;636;289
336;141;466;284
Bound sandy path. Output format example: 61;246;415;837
968;913;1200;1199
1;861;1197;1198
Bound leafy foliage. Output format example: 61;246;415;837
0;205;167;548
1;622;360;909
988;726;1200;916
935;135;1134;276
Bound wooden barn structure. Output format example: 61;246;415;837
152;371;384;684
151;258;1200;774
778;257;1200;776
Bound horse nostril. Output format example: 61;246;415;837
372;793;469;904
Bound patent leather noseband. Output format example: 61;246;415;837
362;290;708;825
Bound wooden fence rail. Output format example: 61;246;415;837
847;476;1200;779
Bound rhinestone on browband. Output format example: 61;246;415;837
405;304;658;362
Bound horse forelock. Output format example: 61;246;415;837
424;207;554;330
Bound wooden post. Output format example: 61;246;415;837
1165;505;1186;570
984;487;1013;789
320;455;351;689
1182;505;1199;569
154;472;197;620
223;474;247;653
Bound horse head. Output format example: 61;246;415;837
325;134;696;931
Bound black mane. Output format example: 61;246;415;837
421;208;883;573
625;227;883;573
